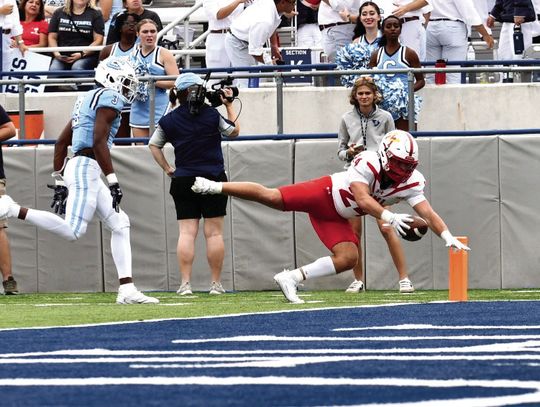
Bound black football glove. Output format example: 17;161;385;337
109;183;123;213
47;184;68;215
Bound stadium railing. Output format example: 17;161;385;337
2;61;540;137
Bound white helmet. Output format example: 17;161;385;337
378;130;418;184
95;57;138;104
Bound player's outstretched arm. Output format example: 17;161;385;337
53;120;73;172
350;181;412;235
413;200;470;251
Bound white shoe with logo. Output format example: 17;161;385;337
273;269;304;304
177;282;193;296
116;285;159;304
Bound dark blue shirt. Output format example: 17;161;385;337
158;104;226;177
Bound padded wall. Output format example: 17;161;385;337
499;135;540;288
227;140;295;290
430;136;501;289
104;146;169;292
3;148;38;293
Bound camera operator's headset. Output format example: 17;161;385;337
187;72;240;116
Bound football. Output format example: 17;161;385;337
399;216;428;241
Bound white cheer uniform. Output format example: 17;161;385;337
0;0;23;76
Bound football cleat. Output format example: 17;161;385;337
191;177;222;195
273;269;304;304
116;285;159;304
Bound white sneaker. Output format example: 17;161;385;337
177;282;192;296
345;280;364;293
273;269;304;304
191;177;222;195
399;278;415;293
209;281;225;295
0;195;18;219
116;286;159;304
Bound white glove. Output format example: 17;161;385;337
380;209;413;236
441;230;471;251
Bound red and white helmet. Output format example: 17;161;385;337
378;130;418;184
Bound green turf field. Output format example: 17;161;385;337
1;289;539;329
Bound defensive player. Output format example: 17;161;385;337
0;57;158;305
191;130;470;304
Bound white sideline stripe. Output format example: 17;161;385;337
0;302;419;332
334;324;540;331
3;376;540;407
4;353;540;366
171;334;540;343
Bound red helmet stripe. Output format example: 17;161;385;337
407;133;414;157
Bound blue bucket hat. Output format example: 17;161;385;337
175;73;204;90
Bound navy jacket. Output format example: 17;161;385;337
490;0;537;23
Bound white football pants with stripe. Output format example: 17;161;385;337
24;156;132;279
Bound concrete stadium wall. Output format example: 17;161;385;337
0;83;539;139
3;135;540;293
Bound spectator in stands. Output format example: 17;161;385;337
44;0;65;19
336;1;382;86
337;76;415;294
18;0;49;47
487;0;537;61
0;104;18;295
426;0;494;84
224;0;296;87
99;12;140;137
129;19;178;138
369;15;424;131
97;0;123;37
0;58;159;304
202;0;244;84
318;0;361;62
391;0;431;61
105;0;162;45
48;0;104;88
296;0;322;48
1;0;27;75
148;73;240;296
190;131;470;304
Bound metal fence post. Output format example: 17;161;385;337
276;75;284;135
407;70;415;132
18;80;26;139
148;78;156;136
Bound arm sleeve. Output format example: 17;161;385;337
148;125;167;148
218;115;236;137
337;118;350;161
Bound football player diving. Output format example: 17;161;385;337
190;130;470;304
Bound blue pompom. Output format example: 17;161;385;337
373;74;422;121
336;43;372;87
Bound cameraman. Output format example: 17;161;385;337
148;72;239;296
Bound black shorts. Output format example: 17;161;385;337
170;173;228;220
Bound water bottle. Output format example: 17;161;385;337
467;44;475;61
435;59;446;85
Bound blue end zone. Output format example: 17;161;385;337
1;301;540;406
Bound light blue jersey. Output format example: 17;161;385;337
110;42;136;59
129;46;169;128
71;87;125;153
375;45;410;83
